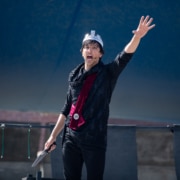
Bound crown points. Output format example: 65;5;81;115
82;30;103;47
91;30;95;36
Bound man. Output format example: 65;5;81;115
45;15;155;180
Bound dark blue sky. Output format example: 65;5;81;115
0;0;179;123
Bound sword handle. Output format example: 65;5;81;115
45;141;56;153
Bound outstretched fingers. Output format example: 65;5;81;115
143;15;150;24
139;16;145;24
132;15;155;38
142;15;155;28
148;23;156;30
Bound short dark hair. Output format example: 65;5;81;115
80;40;104;54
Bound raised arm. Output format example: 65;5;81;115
124;15;155;53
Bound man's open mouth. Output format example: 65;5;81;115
87;55;93;60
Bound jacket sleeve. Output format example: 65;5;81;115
108;50;134;77
60;85;72;117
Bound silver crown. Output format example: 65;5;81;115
82;30;103;47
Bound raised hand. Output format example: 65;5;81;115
132;15;155;39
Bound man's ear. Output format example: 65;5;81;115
99;53;103;58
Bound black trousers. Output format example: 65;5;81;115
62;128;106;180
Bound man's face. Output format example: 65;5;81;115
82;42;103;70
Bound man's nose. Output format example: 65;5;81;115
87;48;92;53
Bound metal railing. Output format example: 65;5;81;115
0;121;177;159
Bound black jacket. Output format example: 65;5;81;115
61;51;133;148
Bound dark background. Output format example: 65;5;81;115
0;0;179;123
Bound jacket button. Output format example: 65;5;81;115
73;113;79;120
